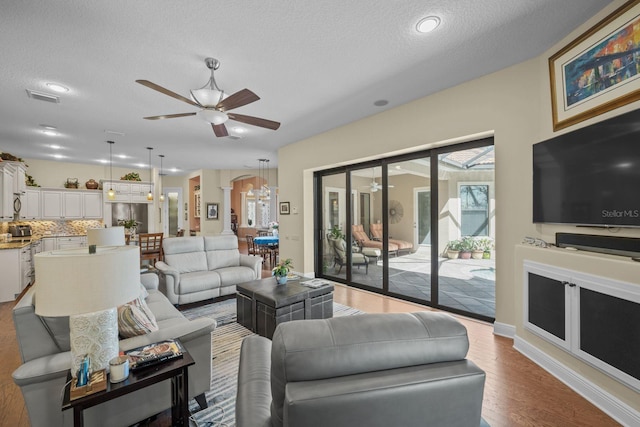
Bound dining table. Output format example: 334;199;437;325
253;235;279;246
253;235;279;267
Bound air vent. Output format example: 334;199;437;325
26;89;60;103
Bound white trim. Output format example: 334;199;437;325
493;322;515;338
514;335;640;427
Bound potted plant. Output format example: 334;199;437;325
272;258;293;285
470;237;485;260
459;236;475;259
478;237;494;259
446;240;462;259
118;219;140;239
328;225;344;240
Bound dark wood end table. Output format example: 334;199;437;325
62;344;194;427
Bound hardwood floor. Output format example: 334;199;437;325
0;239;620;427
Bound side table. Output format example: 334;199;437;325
62;345;194;427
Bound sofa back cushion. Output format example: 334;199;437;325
204;235;240;270
163;237;208;273
269;311;469;427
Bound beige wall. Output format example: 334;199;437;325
278;0;639;410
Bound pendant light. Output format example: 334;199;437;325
158;154;165;202
107;141;115;200
146;147;153;201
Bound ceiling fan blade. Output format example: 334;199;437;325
143;112;196;120
227;113;281;130
212;123;229;137
136;80;200;107
216;89;260;111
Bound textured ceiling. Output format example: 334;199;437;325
0;0;611;174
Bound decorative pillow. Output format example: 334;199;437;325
117;296;158;338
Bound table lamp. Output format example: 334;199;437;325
87;226;126;246
34;246;140;376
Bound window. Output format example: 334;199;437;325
460;184;489;236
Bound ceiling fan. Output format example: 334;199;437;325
362;169;394;192
136;57;280;137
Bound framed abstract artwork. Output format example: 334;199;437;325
550;0;640;131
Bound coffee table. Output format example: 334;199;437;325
236;277;334;339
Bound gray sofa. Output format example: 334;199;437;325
237;311;488;427
12;273;216;427
156;235;262;305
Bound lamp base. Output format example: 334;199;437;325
70;308;119;376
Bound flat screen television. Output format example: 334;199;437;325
533;108;640;227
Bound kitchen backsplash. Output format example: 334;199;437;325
0;220;103;236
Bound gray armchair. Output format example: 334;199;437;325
236;311;488;427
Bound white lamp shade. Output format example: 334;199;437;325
87;227;126;246
35;246;141;317
191;88;223;107
197;109;229;125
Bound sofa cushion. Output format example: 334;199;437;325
163;237;208;273
205;235;241;270
118;296;159;338
144;290;184;322
215;266;257;287
179;271;221;294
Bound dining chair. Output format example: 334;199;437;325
246;235;257;256
138;233;164;266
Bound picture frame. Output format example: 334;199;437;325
279;201;290;215
550;0;640;131
206;203;219;220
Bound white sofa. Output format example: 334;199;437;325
12;273;216;427
155;235;262;305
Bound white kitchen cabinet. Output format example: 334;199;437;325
22;188;41;219
0;249;21;302
56;236;86;250
41;237;56;251
82;191;103;218
102;180;153;203
12;163;26;195
0;164;15;220
41;189;103;219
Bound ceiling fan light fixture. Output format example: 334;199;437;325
190;88;224;108
197;109;228;125
416;16;441;33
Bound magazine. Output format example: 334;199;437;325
125;339;184;371
302;278;331;288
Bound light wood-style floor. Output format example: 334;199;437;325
0;240;620;427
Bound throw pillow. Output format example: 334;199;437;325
118;296;158;338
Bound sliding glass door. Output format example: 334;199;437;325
315;139;495;321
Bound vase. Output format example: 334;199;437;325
272;228;278;236
276;275;288;285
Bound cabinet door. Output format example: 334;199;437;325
22;189;40;219
20;246;32;290
41;191;64;219
130;183;152;203
63;192;83;218
57;236;85;249
0;249;21;302
13;164;26;195
83;192;103;218
114;182;131;202
42;237;56;251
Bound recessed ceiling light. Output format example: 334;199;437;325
42;129;58;136
117;154;128;159
46;82;69;93
374;99;389;107
52;154;65;159
49;144;62;150
170;168;179;173
98;159;108;164
39;124;57;130
136;163;146;168
416;16;441;33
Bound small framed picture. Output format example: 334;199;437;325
279;202;290;215
206;203;219;220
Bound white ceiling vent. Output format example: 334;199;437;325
26;89;60;103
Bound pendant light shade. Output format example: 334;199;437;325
146;147;153;201
107;141;115;200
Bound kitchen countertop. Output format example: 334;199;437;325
0;234;87;250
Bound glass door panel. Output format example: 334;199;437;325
386;159;431;303
437;146;495;318
321;172;348;281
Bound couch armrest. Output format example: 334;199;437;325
140;272;159;290
239;254;263;279
118;317;216;352
236;336;273;427
12;351;71;387
155;261;181;304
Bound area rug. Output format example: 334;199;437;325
182;298;362;427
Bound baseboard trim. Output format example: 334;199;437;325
493;322;515;338
514;336;640;426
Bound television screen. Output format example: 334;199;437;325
533;109;640;227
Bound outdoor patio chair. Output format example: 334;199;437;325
352;224;399;255
327;235;369;274
370;223;413;254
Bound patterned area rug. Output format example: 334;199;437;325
182;298;362;427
